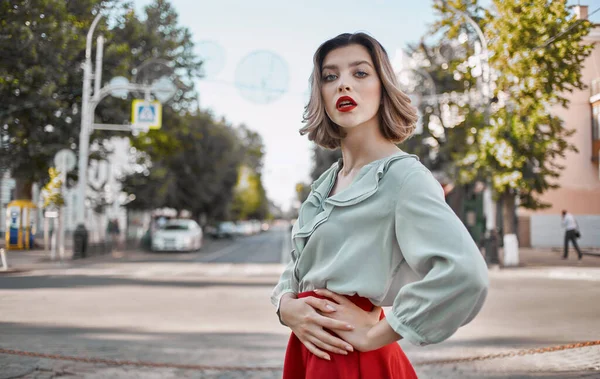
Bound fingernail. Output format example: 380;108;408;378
326;304;336;311
347;324;354;329
324;354;331;361
313;289;320;293
346;345;353;352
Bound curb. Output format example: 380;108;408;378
0;268;29;275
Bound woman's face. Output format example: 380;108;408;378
320;44;382;130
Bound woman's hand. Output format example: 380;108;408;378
313;289;382;352
279;293;355;360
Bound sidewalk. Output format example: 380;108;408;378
2;244;599;272
508;246;600;268
0;237;231;273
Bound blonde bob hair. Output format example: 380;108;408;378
300;32;418;149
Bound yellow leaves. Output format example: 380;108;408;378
493;171;523;192
491;139;514;168
42;167;65;208
232;165;262;219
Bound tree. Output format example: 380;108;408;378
0;0;122;199
122;110;244;223
433;0;592;237
229;125;270;221
310;146;341;181
96;0;201;126
400;38;477;175
0;0;202;202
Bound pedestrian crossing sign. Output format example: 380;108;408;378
131;100;162;130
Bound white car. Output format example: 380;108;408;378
152;219;203;252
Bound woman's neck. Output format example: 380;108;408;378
338;122;402;176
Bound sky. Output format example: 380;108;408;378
132;0;600;211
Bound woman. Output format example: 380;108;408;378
271;32;489;378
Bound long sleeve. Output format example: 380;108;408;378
387;169;489;346
270;249;299;325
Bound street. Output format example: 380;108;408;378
1;225;600;378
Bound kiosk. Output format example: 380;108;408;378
5;200;37;250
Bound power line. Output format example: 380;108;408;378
533;6;600;51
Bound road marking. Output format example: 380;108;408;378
489;267;600;281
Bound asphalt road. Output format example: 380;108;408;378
103;225;289;265
1;225;600;378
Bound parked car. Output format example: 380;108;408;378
211;221;237;239
235;221;254;236
261;222;270;232
151;219;203;252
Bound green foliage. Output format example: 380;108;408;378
400;39;475;175
2;0;271;222
95;0;202;127
230;165;267;220
122;110;244;222
435;0;592;209
227;126;270;220
0;0;121;194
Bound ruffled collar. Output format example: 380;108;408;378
292;151;419;253
311;151;418;207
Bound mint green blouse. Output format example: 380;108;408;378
271;151;489;346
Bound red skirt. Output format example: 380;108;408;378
282;291;418;379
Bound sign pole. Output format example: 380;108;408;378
43;216;49;257
58;163;66;262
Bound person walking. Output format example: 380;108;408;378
107;218;120;250
271;32;489;379
562;210;582;260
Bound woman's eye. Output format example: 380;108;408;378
323;74;337;82
355;71;368;78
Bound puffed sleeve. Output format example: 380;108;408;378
270;249;299;325
387;169;489;346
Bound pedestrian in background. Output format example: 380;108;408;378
271;32;489;379
562;209;582;260
107;218;120;250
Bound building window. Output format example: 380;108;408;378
593;103;600;161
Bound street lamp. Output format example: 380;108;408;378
446;5;499;264
73;12;104;256
74;13;177;257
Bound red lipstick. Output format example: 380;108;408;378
336;96;357;112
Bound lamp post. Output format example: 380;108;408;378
74;13;176;258
73;13;103;257
447;5;499;264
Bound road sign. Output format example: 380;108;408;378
151;76;177;103
131;99;162;130
54;149;76;173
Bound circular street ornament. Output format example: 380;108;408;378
151;76;177;103
54;149;76;173
196;40;226;78
235;50;289;104
109;76;130;99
